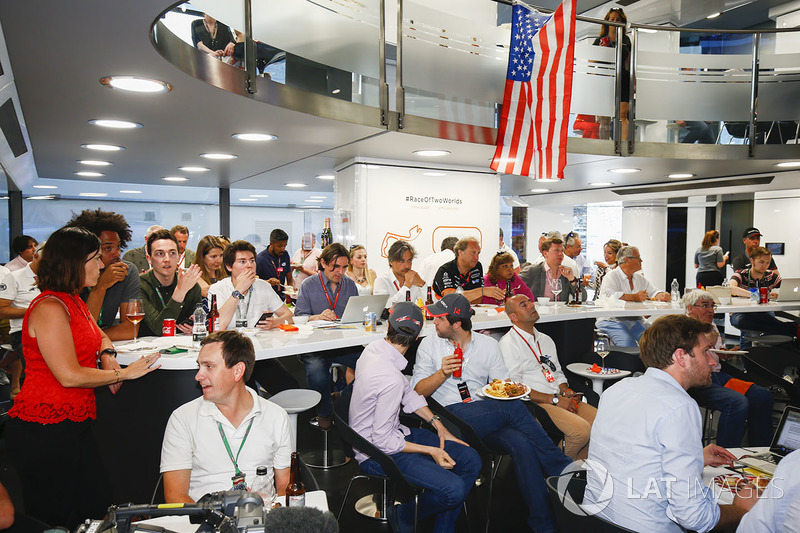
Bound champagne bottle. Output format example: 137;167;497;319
285;452;306;507
321;218;333;248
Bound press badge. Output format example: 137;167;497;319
231;472;246;491
540;356;556;383
457;381;472;403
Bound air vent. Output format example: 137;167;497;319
613;176;774;195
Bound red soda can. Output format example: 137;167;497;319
162;318;176;336
452;343;463;378
759;287;769;304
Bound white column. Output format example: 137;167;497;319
685;197;709;289
622;205;668;290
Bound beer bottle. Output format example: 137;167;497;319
285;452;306;507
425;287;434;320
405;290;412;302
208;294;220;333
504;282;513;302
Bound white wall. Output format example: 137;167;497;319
621;205;668;289
753;196;800;278
685;197;709;289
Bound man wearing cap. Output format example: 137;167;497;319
432;237;504;304
350;302;480;532
732;227;778;273
411;293;571;533
373;240;428;309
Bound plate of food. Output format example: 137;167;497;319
482;379;530;400
713;473;770;494
710;348;748;356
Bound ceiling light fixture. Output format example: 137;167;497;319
179;166;210;172
100;76;172;93
775;161;800;168
74;171;104;177
201;153;237;160
232;133;278;142
33;185;58;189
529;188;550;193
316;174;335;180
413;150;451;157
608;168;640;174
162;176;188;182
589;181;614;187
285;183;307;188
706;12;721;19
79;192;108;197
309;196;327;199
78;160;113;166
668;173;695;178
120;190;142;194
89;119;142;129
304;199;323;203
331;88;341;95
239;198;258;202
28;195;54;200
82;143;124;151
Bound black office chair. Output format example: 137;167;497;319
525;401;565;448
331;390;425;530
546;470;636;532
739;353;800;407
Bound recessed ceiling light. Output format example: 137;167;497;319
589;182;614;186
305;199;323;203
424;172;447;177
309;196;327;199
28;195;54;200
668;173;695;179
162;176;188;182
100;76;172;93
33;185;57;189
179;166;210;172
285;183;307;188
608;168;640;174
201;153;237;160
239;198;258;202
316;174;335;180
89;119;142;129
706;12;721;19
529;188;550;193
775;161;800;168
120;190;142;194
413;150;451;157
79;192;108;198
249;194;270;198
74;171;104;177
232;133;278;141
78;160;113;166
82;143;124;151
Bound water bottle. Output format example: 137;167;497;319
192;303;208;348
670;278;680;305
235;299;248;330
250;466;275;507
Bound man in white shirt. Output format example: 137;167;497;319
417;237;457;290
564;231;589;299
373;240;428;309
500;295;596;460
738;449;800;532
161;330;293;503
411;293;571;533
596;245;670;347
498;229;520;274
4;235;37;272
584;314;756;532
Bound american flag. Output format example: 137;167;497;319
491;0;576;179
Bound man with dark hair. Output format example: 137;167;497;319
351;302;480;532
432;237;504;304
170;224;195;268
66;208;139;340
295;243;361;426
123;224;165;273
161;330;292;503
5;235;37;272
584;314;756;531
411;293;571;533
732;227;778;273
373;240;428;309
519;237;576;302
256;228;293;300
418;236;458;287
139;229;202;337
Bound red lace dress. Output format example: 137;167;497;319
9;291;102;424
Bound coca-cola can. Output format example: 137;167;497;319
162;318;176;336
759;287;769;304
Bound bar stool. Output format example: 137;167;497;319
268;389;321;452
304;364;349;469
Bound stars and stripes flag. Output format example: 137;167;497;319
491;0;576;179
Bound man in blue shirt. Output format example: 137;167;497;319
294;243;361;427
256;228;293;300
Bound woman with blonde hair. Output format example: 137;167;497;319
192;235;229;297
694;230;728;287
346;244;376;295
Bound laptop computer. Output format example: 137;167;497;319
776;278;800;302
337;294;390;324
736;405;800;474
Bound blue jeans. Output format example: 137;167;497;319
730;312;796;348
448;399;572;533
298;348;361;417
689;372;774;447
596;319;648;347
360;428;481;533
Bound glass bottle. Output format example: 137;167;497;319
208;294;220;333
250;466;275;507
285;452;306;507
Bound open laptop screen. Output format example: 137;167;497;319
772;407;800;456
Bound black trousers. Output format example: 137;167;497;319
696;270;724;288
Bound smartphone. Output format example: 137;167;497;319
258;311;274;323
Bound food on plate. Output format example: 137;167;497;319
484;379;528;398
713;473;771;494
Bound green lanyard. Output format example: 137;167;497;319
217;418;254;476
155;286;168;309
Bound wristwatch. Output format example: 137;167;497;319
100;348;117;358
232;290;246;300
428;415;441;426
552;394;559;405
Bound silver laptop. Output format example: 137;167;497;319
337;294;390;324
737;406;800;474
776;278;800;302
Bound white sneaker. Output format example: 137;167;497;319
0;371;9;386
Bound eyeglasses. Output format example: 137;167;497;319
630;256;643;262
695;302;718;310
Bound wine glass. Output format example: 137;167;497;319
595;338;609;373
126;299;144;342
550;278;562;303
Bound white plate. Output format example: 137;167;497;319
481;381;530;400
710;349;748;356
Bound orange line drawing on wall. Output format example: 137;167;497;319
380;225;423;258
430;226;483;254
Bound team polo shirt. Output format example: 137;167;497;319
255;248;291;299
731;268;781;291
432;258;483;298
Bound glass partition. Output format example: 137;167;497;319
757;32;800;143
229;205;332;253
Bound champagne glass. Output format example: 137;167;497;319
126;299;144;342
550;278;562;303
595;338;609;373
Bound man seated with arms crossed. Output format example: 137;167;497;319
161;330;293;503
294;243;361;427
256;229;294;301
66;209;140;340
373;240;428;309
683;290;773;447
500;295;597;460
596;245;670;347
139;229;203;337
519;237;576;302
584;314;756;531
350;302;480;533
411;293;571;533
432;237;504;304
729;245;796;343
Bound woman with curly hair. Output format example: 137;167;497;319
482;252;533;305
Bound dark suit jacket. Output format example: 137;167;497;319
519;262;575;300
